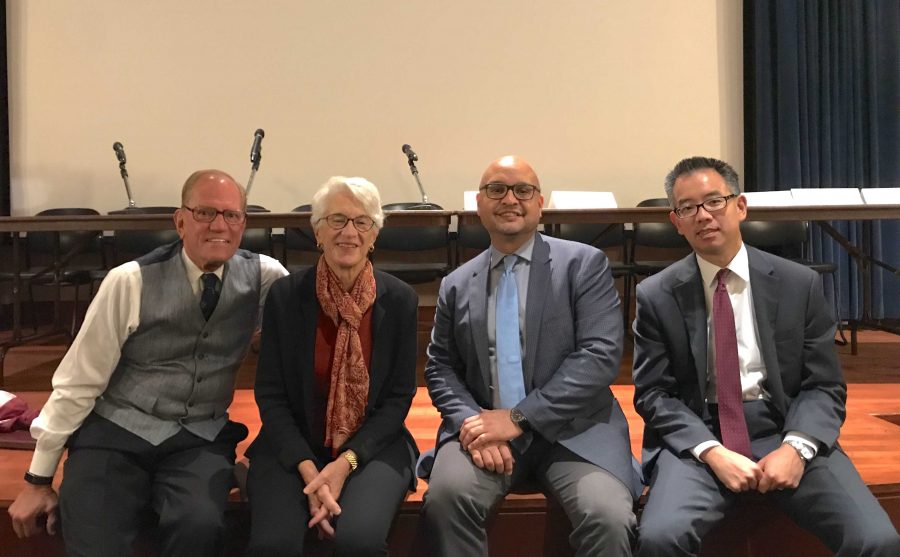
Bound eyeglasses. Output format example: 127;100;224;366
673;194;737;219
480;183;540;201
181;205;246;225
318;213;376;232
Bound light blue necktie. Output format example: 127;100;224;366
497;255;526;408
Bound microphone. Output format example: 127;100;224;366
112;140;135;207
113;142;127;165
402;143;418;162
250;129;265;171
401;143;431;204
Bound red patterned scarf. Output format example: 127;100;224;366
316;258;376;449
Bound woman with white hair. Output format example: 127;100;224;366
246;177;419;556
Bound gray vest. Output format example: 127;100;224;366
93;242;261;445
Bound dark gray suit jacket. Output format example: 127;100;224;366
632;246;846;478
419;233;641;499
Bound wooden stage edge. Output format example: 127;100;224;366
2;385;899;556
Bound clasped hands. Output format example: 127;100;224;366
298;454;353;540
458;409;524;476
701;443;806;493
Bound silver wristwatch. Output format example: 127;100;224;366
784;440;814;464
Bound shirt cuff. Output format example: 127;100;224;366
29;447;65;479
691;440;722;462
783;431;819;457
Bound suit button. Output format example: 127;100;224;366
196;377;203;383
198;353;206;360
188;402;194;408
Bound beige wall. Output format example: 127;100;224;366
6;0;743;216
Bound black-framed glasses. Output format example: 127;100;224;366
181;205;246;225
318;213;376;232
480;182;540;201
673;194;737;219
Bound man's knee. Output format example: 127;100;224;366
635;512;701;557
836;520;900;557
158;498;226;542
422;473;492;525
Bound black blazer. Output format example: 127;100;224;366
247;264;419;481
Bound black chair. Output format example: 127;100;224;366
630;198;691;277
0;208;105;338
455;217;492;266
554;221;634;330
283;204;318;273
240;205;273;256
373;202;451;284
108;206;180;264
740;219;843;341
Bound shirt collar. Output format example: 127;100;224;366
696;242;750;288
181;248;224;286
490;233;536;270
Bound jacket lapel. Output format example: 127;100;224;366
367;277;388;411
297;268;320;432
469;250;493;397
672;257;710;404
746;248;787;414
523;234;550;390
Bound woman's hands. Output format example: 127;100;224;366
297;454;354;539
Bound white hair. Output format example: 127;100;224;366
310;176;385;229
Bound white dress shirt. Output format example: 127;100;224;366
28;250;287;477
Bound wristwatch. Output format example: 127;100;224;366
783;440;814;464
24;472;53;486
509;407;531;433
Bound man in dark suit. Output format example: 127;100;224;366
419;155;640;556
632;156;899;556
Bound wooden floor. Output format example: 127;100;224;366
1;329;899;555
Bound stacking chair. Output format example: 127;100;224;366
0;208;105;339
373;202;451;285
455;217;492;266
108;206;180;265
283;204;318;273
240;205;273;256
740;219;843;340
630;198;691;277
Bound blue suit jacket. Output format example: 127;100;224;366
419;233;641;499
632;246;847;479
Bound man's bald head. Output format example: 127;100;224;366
479;155;541;189
181;170;247;211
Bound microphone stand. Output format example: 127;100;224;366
406;155;429;205
246;130;264;196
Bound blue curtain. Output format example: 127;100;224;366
744;0;900;320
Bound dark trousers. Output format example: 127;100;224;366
637;401;900;557
245;434;414;557
59;413;247;557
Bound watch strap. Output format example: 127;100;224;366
24;471;53;486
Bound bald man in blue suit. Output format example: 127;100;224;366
418;156;641;557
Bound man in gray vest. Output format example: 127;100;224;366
8;170;288;556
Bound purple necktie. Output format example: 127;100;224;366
713;269;753;458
